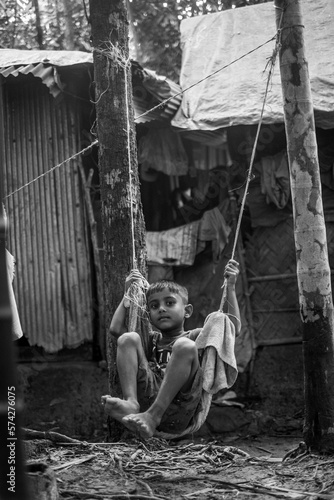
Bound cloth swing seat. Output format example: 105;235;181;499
155;310;238;439
126;278;238;440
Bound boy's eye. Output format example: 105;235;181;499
166;300;175;306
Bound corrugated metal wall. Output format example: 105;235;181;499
3;78;94;353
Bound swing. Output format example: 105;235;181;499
121;28;281;438
124;160;250;439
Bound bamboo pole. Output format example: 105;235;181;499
79;166;106;360
249;271;334;283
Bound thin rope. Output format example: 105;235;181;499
219;9;285;311
4;33;277;201
4;140;98;199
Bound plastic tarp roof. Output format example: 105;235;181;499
172;0;334;131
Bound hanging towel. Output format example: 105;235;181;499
196;311;238;393
156;311;238;439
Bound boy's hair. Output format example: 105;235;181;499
146;280;189;304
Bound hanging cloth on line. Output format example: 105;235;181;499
138;127;189;177
6;249;23;341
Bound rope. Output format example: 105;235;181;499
4;140;98;199
123;55;137;269
219;10;284;311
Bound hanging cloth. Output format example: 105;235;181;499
3;205;23;341
138;128;189;177
260;151;290;209
6;249;23;341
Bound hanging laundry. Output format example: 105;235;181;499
138;127;189;176
6;249;23;340
146;220;200;266
198;207;231;263
3;205;23;340
146;207;231;267
260;151;290;209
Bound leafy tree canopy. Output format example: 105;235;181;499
128;0;271;79
0;0;270;80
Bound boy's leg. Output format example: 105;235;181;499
123;337;199;438
101;332;145;422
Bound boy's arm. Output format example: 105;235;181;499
108;297;129;339
108;270;144;339
224;259;241;336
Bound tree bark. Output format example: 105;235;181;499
32;0;44;49
89;0;147;433
275;0;334;452
62;0;75;50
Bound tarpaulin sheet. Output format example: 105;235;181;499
172;0;334;131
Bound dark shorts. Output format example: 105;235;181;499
137;361;203;434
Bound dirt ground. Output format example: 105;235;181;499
25;431;334;500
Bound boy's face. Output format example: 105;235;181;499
147;289;192;333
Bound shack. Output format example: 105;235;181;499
0;49;185;437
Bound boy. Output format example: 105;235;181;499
101;259;241;439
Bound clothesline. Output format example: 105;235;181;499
4;32;278;200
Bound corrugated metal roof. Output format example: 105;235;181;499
0;49;93;67
0;62;62;98
135;66;182;123
0;49;225;143
0;49;182;123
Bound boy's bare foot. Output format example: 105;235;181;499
101;396;140;423
122;412;159;439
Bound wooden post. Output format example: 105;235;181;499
275;0;334;452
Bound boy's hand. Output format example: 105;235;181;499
224;259;240;287
125;269;145;292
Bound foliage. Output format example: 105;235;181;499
128;0;271;80
0;0;91;50
0;0;270;79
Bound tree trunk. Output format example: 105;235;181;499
89;0;147;436
62;0;75;50
275;0;334;452
32;0;44;49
